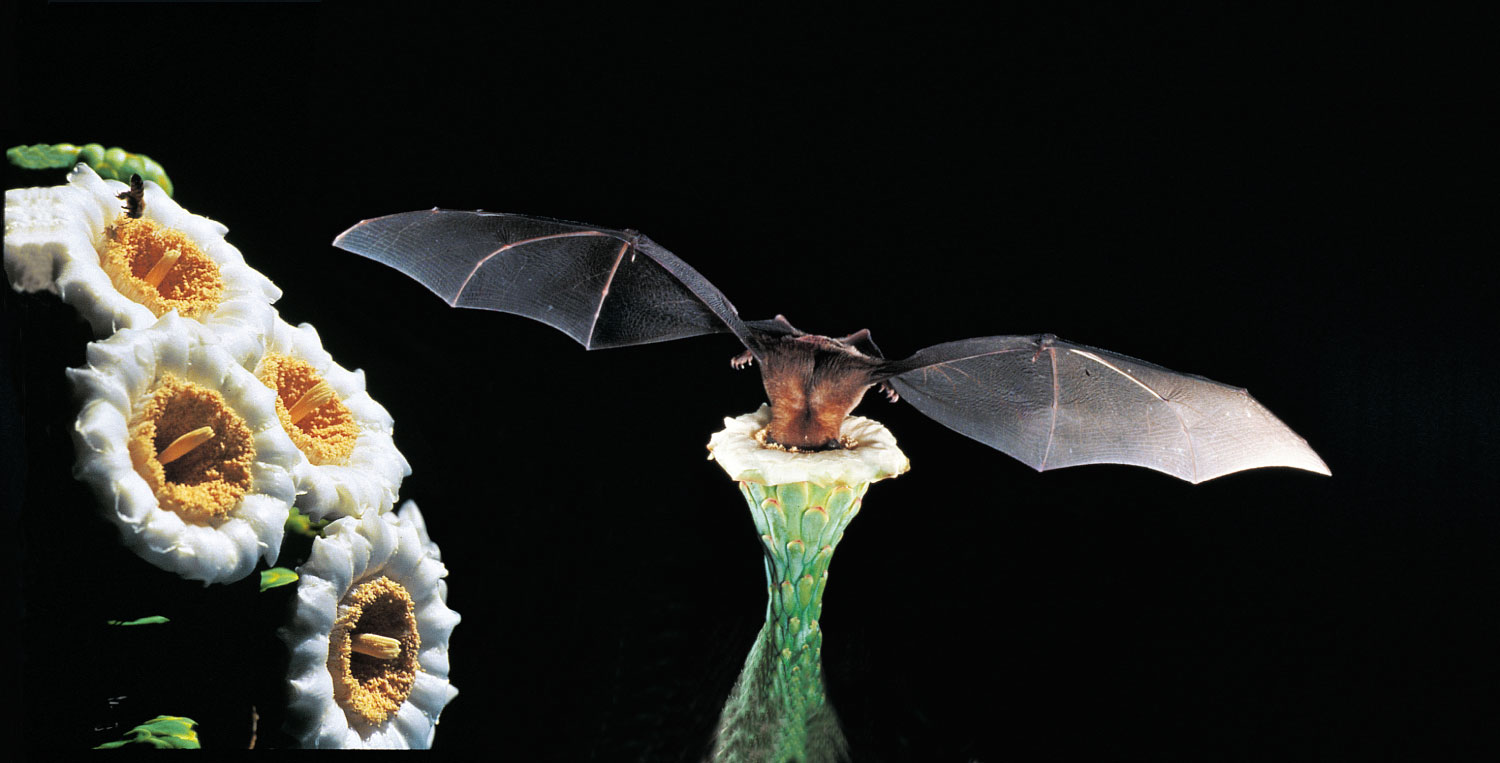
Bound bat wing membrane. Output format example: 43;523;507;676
333;210;755;351
883;335;1330;483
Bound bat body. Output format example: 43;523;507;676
334;210;1329;483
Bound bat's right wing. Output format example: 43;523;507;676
334;210;756;352
879;334;1330;484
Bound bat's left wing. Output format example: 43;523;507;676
878;334;1329;483
333;210;757;353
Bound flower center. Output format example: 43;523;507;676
328;576;421;725
128;374;256;525
256;353;357;466
753;426;858;451
100;214;225;319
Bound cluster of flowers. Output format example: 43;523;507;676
4;164;458;748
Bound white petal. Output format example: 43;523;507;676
304;530;356;595
416;588;461;637
4;182;91;293
415;644;451;681
391;701;435;748
398;501;442;561
315;709;361;749
405;557;449;608
341;386;396;434
205;299;276;367
408;671;459;719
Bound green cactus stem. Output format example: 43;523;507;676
6;143;174;196
706;405;909;763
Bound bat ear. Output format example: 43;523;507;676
839;328;884;359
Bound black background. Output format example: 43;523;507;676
3;3;1492;759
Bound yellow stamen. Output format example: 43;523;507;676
351;633;402;660
158;426;215;465
287;381;337;425
143;247;183;288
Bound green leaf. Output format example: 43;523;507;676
94;715;200;749
260;567;299;592
286;506;331;537
105;615;170;627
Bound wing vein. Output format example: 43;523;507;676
586;238;632;348
454;230;611;306
1067;348;1199;480
1041;346;1060;470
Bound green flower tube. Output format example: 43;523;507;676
706;405;909;763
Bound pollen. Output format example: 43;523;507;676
752;427;859;452
100;214;225;319
256;353;357;466
128;374;256;525
328;576;421;725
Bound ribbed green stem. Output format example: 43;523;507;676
711;480;867;763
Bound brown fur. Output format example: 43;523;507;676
756;335;885;450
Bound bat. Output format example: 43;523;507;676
333;210;1329;484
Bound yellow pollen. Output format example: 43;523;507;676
157;425;215;465
128;375;255;525
288;380;337;425
100;214;225;319
328;576;420;725
255;353;358;466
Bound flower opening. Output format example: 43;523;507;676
707;404;910;487
101;214;226;320
257;352;358;466
128;374;255;525
328;576;421;725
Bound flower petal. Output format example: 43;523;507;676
3;182;91;293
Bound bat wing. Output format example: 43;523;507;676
333;210;756;352
880;334;1330;484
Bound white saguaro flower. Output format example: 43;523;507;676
68;313;302;585
282;502;460;749
5;164;278;362
250;315;410;520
